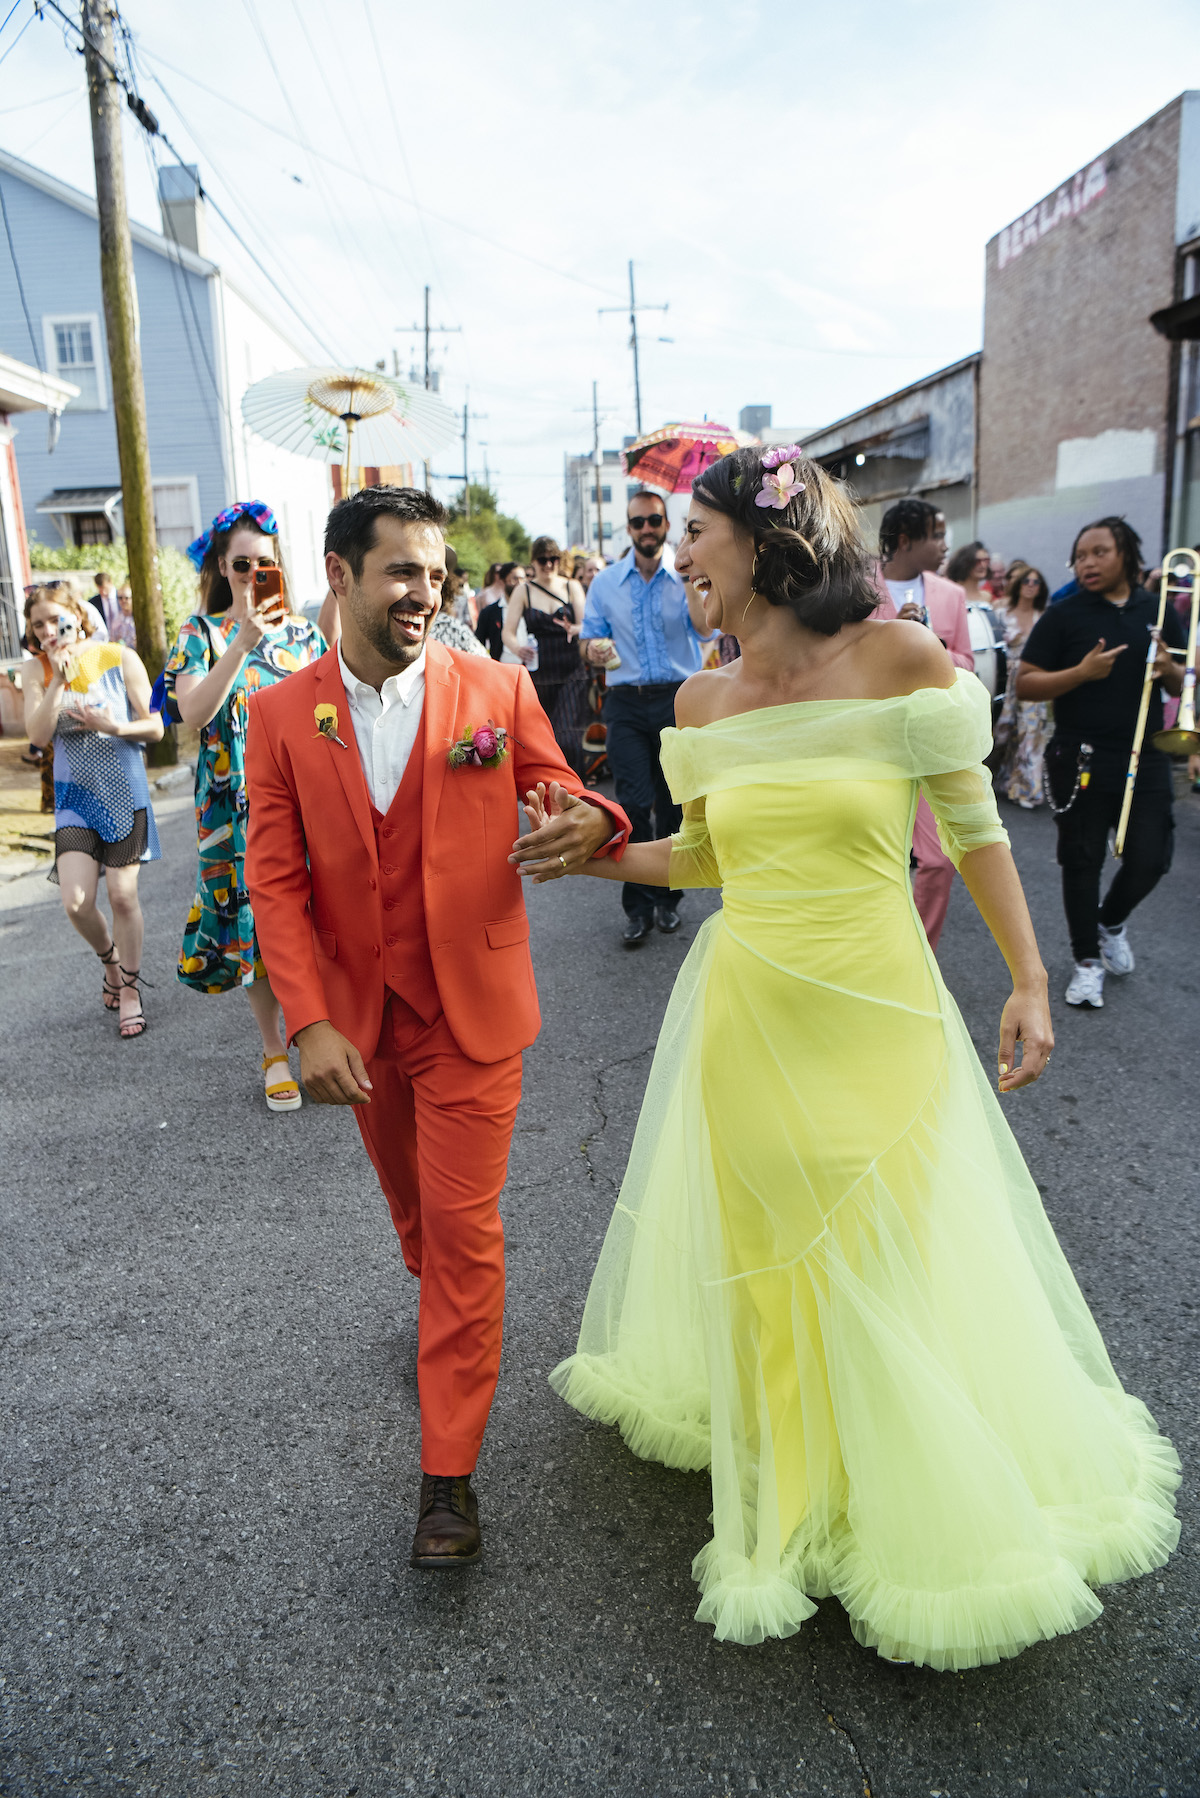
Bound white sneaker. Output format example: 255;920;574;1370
1098;921;1135;975
1065;960;1105;1008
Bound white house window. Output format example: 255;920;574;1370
43;314;106;411
152;477;201;553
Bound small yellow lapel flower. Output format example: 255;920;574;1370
313;702;348;748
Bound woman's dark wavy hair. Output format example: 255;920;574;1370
945;539;988;585
1005;564;1048;609
691;448;877;636
1069;514;1143;589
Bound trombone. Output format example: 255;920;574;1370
1115;546;1200;854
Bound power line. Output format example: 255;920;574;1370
135;45;625;305
33;0;343;361
360;0;458;327
239;0;393;329
0;4;36;68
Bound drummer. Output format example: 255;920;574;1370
870;498;975;954
1016;515;1184;1011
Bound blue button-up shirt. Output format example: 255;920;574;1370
580;554;704;686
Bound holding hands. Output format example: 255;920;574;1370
509;782;612;881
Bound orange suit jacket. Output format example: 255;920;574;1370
244;640;630;1065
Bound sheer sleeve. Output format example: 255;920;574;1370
669;797;722;889
918;764;1010;869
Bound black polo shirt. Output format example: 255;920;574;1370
1021;586;1186;789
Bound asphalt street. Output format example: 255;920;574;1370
2;776;1198;1798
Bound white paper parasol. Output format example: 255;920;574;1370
241;366;459;483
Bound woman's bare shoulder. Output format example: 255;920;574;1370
855;617;957;695
674;665;739;727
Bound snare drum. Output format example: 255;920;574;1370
967;601;1007;710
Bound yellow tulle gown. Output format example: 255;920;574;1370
551;673;1179;1671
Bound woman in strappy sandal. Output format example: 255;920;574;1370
23;585;162;1040
501;535;589;776
164;502;326;1113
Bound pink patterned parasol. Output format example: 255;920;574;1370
621;421;739;493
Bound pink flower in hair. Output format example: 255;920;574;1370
755;464;804;509
761;443;804;471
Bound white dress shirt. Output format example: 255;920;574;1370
338;641;426;814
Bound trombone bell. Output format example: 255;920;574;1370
1150;545;1199;758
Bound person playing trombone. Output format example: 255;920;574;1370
1017;516;1185;1010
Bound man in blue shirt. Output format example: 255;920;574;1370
582;490;714;945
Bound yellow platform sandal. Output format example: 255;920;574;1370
263;1054;302;1113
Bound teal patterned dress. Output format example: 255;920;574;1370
164;611;327;993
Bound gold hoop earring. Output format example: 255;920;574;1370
741;591;757;622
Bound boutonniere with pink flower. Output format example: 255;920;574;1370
448;720;510;769
755;443;806;510
313;702;348;748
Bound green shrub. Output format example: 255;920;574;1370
29;540;199;641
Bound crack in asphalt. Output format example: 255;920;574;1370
806;1624;876;1798
578;1044;657;1191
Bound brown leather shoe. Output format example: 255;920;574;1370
410;1473;482;1569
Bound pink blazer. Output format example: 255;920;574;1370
870;567;975;672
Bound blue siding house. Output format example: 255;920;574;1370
0;148;330;597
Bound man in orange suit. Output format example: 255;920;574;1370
870;498;975;952
244;487;629;1570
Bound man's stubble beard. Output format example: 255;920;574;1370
345;579;437;669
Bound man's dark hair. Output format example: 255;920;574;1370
878;496;942;562
627;488;667;519
691;448;876;636
1069;514;1143;588
324;485;446;576
498;562;519;581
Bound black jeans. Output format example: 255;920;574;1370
603;682;683;919
1055;779;1174;962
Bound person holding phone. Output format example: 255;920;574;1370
165;501;326;1110
22;585;162;1038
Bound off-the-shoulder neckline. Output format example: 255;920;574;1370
667;674;966;734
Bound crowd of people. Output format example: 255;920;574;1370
14;462;1186;1674
19;481;1194;1068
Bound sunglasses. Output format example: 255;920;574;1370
230;556;278;574
629;514;666;529
535;555;560;565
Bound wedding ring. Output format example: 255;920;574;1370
558;854;567;868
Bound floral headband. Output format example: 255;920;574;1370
187;500;279;569
755;444;805;510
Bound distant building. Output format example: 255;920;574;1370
0;149;331;601
978;91;1200;569
802;356;978;555
801;91;1200;572
739;404;772;437
565;447;646;559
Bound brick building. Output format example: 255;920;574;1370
977;91;1200;572
798;92;1200;574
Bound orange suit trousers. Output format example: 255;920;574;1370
353;994;523;1475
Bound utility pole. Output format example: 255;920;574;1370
396;286;461;489
592;380;604;554
82;0;173;763
599;260;668;438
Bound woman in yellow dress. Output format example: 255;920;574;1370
517;447;1179;1672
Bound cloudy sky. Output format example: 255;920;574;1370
3;0;1199;536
